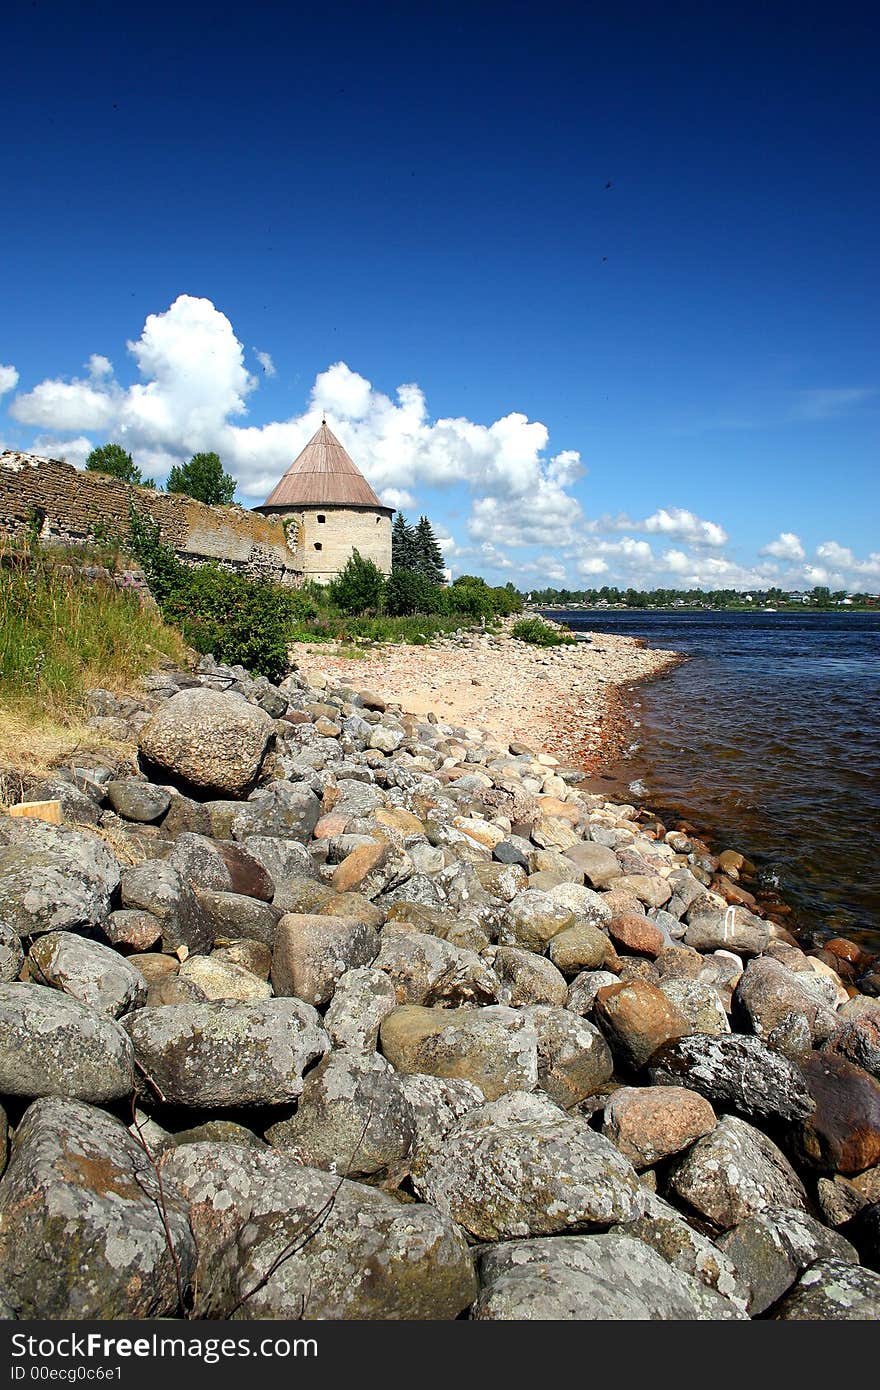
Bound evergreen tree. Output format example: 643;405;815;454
413;515;446;585
167;451;236;505
391;512;417;571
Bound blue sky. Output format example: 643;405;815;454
2;0;877;591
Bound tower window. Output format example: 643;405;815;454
317;514;326;523
314;542;322;551
376;516;380;523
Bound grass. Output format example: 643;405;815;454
510;616;578;647
0;545;188;778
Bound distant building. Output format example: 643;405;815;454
256;419;393;583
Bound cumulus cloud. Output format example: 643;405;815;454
379;487;416;511
600;507;727;547
761;531;805;561
87;355;113;379
29;434;94;468
0;366;20;396
254;349;276;378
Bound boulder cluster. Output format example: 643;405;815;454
0;655;878;1321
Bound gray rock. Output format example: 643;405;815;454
400;1073;486;1166
684;899;769;955
564;841;623;888
492;946;569;1006
0;982;133;1102
0;922;25;982
241;833;319;887
566;969;620;1016
524;1005;614;1107
161;1143;476;1319
28;931;147;1017
178;955;273;1002
412;1091;643;1239
649;1033;815;1123
546;880;614;927
735;955;839;1043
497;890;575;953
473;1234;744;1320
380;1004;539;1101
271;913;379;1006
0;1098;193;1318
124;998;328;1108
0;820;120;936
613;1191;749;1311
374;924;499;1007
231;782;321;843
120;860;213;954
167;832;274;900
27;777;102;825
658;977;731;1035
138;687;274;797
718;1206;861;1315
324;967;399;1050
667;1115;809;1229
102;908;162;952
106;779;171;823
823;1011;880;1078
194;889;281;949
773;1260;880;1320
266;1050;415;1178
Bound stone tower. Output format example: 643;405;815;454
256;420;393;583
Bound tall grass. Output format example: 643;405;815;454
0;547;186;722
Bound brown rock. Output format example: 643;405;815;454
609;913;665;958
127;953;179;982
594;979;689;1071
314;812;350;839
331;840;389;894
602;1085;716;1169
271;913;379;1006
795;1052;880;1174
103;909;162;953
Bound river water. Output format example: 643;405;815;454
546;609;880;951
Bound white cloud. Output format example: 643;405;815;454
87;355;113;379
379;487;416;511
0;365;20;395
600;507;727;547
761;531;805;560
254;348;276;378
794;387;876;420
29;434;94;468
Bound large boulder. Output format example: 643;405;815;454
717;1207;861;1315
138;687;274;797
593;979;689;1071
667;1115;808;1229
613;1191;749;1311
472;1234;744;1320
411;1091;643;1240
324;967;398;1050
380;1004;539;1101
271;913;379;1007
265;1050;415;1178
602;1086;716;1169
0;1098;193;1318
167;833;274;901
120;861;213;954
162;1143;476;1319
684;899;769;956
374;924;498;1007
0;820;120;937
28;931;147;1017
524;1005;614;1107
649;1033;815;1123
773;1260;880;1320
795;1052;880;1174
734;955;838;1043
492;947;569;1006
124;998;328;1108
0;983;133;1102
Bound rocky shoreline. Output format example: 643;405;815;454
0;645;878;1320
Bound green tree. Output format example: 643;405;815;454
413;515;446;585
85;442;145;486
391;513;418;571
385;568;443;615
811;585;832;608
166;451;236;505
328;549;385;615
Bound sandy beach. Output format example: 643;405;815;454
291;621;682;771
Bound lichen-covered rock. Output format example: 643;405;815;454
602;1086;716;1169
162;1143;476;1319
324;967;400;1050
593;979;689;1071
472;1234;745;1320
106;778;171;824
103;908;162;952
734;955;838;1043
120;861;213;954
0;820;120;937
374;924;499;1007
124;998;328;1108
667;1115;808;1229
0;983;133;1102
0;1098;193;1318
231;782;321;843
566;969;620;1017
28;931;147;1017
524;1005;614;1107
497;890;575;953
717;1206;861;1315
658;977;731;1034
0;922;25;982
271;913;379;1007
400;1073;486;1166
195;889;281;950
823;1011;880;1079
266;1050;415;1178
547;922;612;973
241;834;319;888
773;1260;880;1320
613;1191;749;1311
564;841;623;888
492;946;569;1006
138;687;274;797
380;1004;539;1101
412;1091;643;1239
178;954;273;1003
649;1033;815;1123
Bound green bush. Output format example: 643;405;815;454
511;616;576;647
328;550;385;615
385;568;443;616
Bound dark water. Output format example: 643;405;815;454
546;610;880;950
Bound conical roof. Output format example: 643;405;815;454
262;421;389;509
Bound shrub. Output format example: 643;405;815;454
384;568;443;616
511;616;577;647
328;550;385;615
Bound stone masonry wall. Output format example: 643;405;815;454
0;452;300;584
273;506;392;583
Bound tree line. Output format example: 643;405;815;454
84;443;235;506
